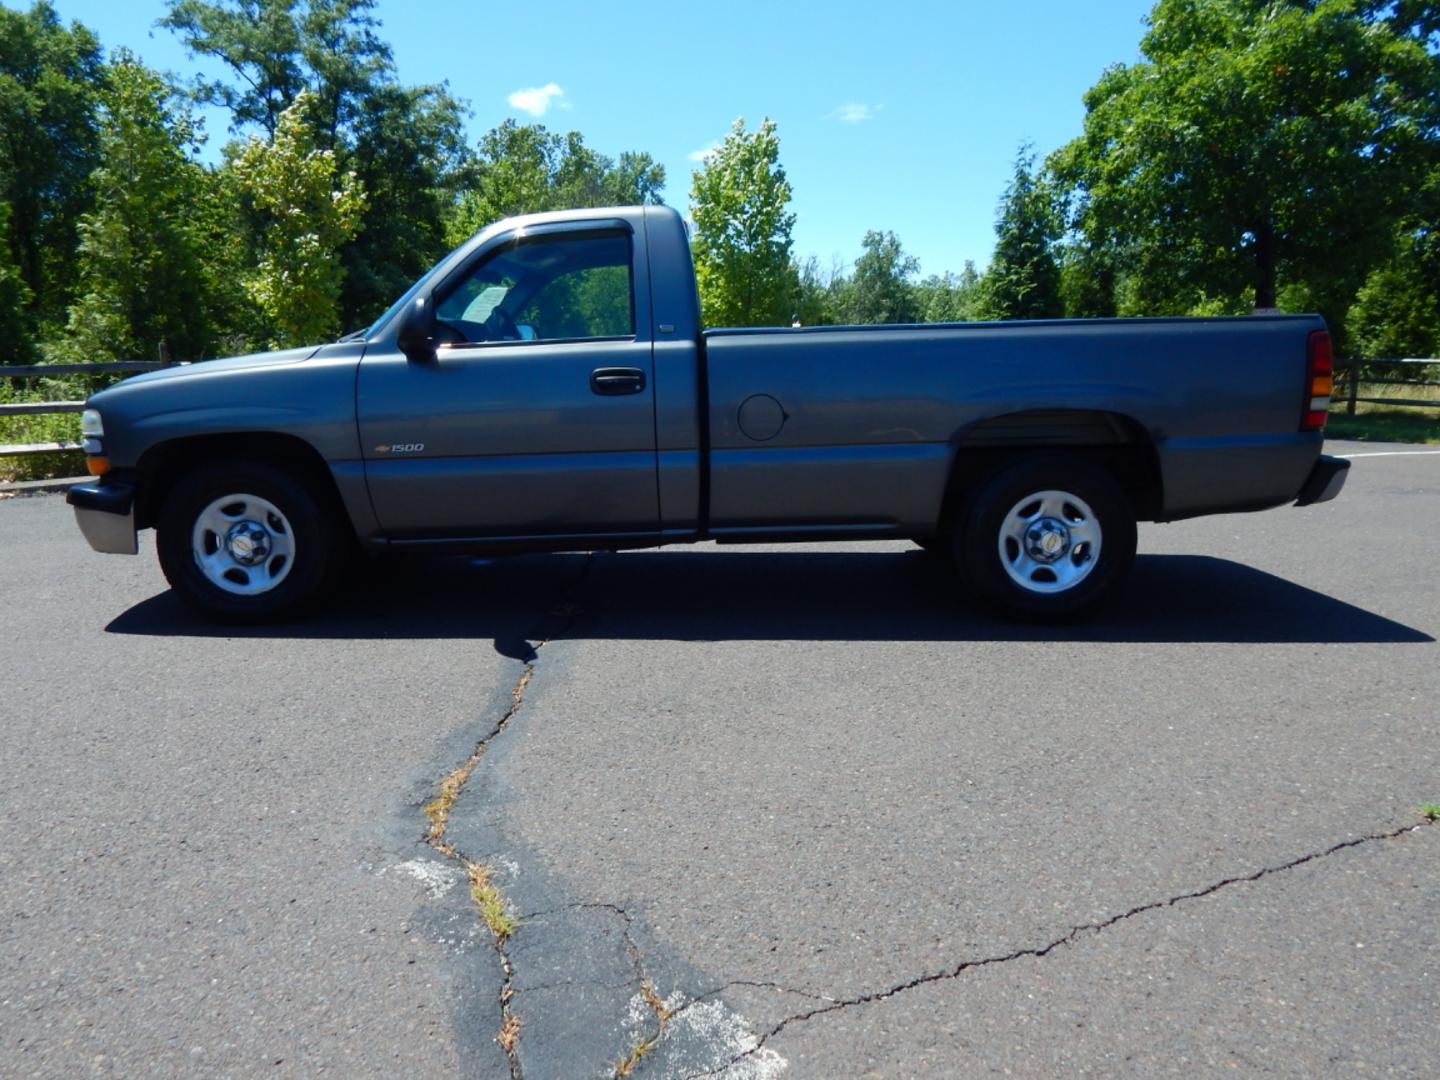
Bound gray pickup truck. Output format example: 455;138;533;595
68;204;1348;621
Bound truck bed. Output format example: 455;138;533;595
700;315;1324;532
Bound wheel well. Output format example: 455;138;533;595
135;433;348;532
936;410;1163;529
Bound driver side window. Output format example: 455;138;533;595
434;230;634;346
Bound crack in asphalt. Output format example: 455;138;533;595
425;661;534;1080
579;901;675;1079
418;554;596;1080
511;896;689;1075
684;817;1437;1078
684;980;839;1009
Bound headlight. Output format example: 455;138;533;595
81;409;104;437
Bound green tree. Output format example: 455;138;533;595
162;0;387;140
48;54;211;367
791;255;843;326
446;120;665;245
1346;162;1440;358
840;230;920;324
233;92;365;347
605;150;667;206
916;262;981;323
340;81;467;328
0;202;34;361
978;147;1063;320
1345;259;1440;359
0;1;103;336
689;117;796;327
1053;0;1437;330
162;0;468;329
1056;244;1117;319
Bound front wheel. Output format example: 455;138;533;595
157;461;340;622
955;456;1136;621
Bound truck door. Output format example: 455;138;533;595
357;224;659;540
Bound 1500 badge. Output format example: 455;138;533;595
374;443;424;453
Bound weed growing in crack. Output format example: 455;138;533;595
469;864;517;942
497;1013;522;1054
1421;804;1440;822
423;668;536;848
614;980;674;1078
422;774;470;844
614;1034;657;1078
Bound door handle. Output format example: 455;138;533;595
590;367;646;395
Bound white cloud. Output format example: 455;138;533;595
830;102;882;123
688;142;721;162
507;83;566;117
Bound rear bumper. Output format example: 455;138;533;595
1294;454;1349;507
67;478;138;554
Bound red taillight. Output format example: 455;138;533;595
1302;330;1332;431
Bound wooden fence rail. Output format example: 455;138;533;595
1333;358;1440;416
1;362;168;456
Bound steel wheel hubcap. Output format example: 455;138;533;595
997;489;1102;594
192;493;295;596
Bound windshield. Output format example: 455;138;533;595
357;251;452;340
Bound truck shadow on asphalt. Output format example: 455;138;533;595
106;549;1433;646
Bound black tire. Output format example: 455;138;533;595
157;460;340;622
954;455;1136;621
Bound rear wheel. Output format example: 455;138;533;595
157;460;340;622
955;455;1136;620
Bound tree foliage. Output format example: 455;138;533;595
162;0;467;329
977;147;1062;321
689;118;796;327
793;243;980;327
916;263;982;323
162;0;389;139
0;202;33;361
339;80;467;326
0;1;103;337
790;255;841;326
48;54;211;366
446;120;666;245
1345;157;1440;357
835;230;920;324
1052;0;1439;331
233;92;365;347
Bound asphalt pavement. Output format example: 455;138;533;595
2;439;1437;1078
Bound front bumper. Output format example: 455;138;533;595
1294;454;1349;507
67;478;138;554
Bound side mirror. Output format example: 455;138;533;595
397;296;437;362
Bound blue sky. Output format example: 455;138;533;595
33;0;1155;277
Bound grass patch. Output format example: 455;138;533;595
468;863;517;942
1328;375;1440;445
423;764;519;942
422;759;477;846
1421;804;1440;822
1326;407;1440;445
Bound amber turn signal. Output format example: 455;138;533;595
86;457;111;476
